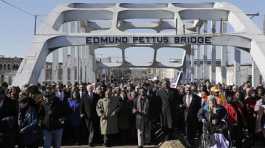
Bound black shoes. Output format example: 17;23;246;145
89;143;94;147
103;143;111;147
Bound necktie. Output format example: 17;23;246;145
187;95;191;107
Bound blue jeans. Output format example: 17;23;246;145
43;129;63;148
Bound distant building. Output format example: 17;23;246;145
0;56;256;86
130;69;147;80
0;56;64;85
0;56;22;84
147;68;179;82
41;62;64;83
148;62;255;85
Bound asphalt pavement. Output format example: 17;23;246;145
57;145;157;148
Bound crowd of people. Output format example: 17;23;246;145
0;79;265;148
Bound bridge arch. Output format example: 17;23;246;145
13;2;265;87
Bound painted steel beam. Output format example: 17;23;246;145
13;2;265;87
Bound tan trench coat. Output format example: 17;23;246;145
255;99;265;133
96;97;120;135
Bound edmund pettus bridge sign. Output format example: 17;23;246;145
86;35;212;45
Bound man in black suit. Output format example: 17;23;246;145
182;85;201;147
80;84;98;147
79;84;87;99
55;83;66;101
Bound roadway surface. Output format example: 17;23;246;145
51;144;265;148
55;145;157;148
57;144;265;148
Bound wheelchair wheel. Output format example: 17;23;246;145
199;134;208;148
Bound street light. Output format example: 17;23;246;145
246;12;259;19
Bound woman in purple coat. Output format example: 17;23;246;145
67;90;81;145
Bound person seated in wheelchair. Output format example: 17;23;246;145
198;95;230;148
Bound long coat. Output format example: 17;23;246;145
157;88;179;129
183;93;202;141
67;99;81;127
182;93;201;126
148;90;161;122
18;106;38;145
39;96;66;130
183;94;201;123
133;96;150;130
80;93;98;120
118;96;132;130
0;97;17;143
254;99;265;133
96;96;120;135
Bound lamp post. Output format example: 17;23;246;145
77;47;80;84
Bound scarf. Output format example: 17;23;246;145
136;96;148;114
68;99;79;111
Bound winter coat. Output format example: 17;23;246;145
133;96;150;130
182;93;201;123
96;96;120;135
18;106;39;145
223;103;237;125
0;97;17;142
39;96;67;130
118;96;131;130
80;93;98;120
157;88;179;129
67;99;81;127
254;99;265;132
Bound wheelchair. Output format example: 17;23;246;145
200;120;232;148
